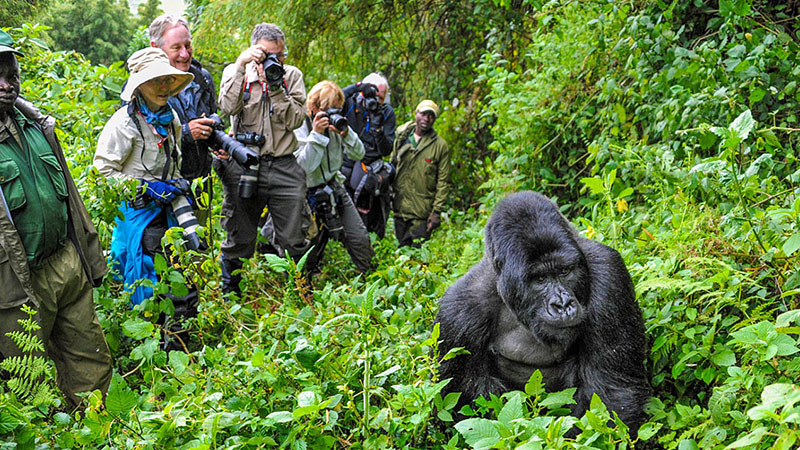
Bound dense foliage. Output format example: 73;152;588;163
2;0;800;448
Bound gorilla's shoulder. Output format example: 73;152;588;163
576;237;633;286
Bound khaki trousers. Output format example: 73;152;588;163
0;241;112;410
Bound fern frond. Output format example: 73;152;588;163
3;330;45;353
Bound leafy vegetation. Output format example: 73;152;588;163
2;0;800;448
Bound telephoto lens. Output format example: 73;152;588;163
239;164;259;199
207;114;260;168
325;108;348;132
171;195;207;251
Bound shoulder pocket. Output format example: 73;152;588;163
38;153;68;200
0;160;27;211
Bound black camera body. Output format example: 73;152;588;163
324;108;348;132
262;53;285;85
310;185;343;241
358;83;380;114
132;179;206;251
235;132;266;147
207;114;260;168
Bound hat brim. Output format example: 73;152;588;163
0;45;24;57
416;107;437;117
121;63;194;102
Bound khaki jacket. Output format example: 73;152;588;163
0;98;107;309
94;106;182;181
218;62;306;157
391;121;451;221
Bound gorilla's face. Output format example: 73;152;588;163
486;194;591;345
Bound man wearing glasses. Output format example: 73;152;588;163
217;23;308;297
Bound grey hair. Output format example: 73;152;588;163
148;14;190;46
251;23;285;46
362;72;389;90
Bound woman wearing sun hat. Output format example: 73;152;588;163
94;47;197;351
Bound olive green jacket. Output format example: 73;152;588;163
0;98;107;309
390;121;451;221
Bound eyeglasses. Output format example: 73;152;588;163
150;75;176;87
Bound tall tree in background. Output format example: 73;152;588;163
1;0;47;26
190;0;533;108
136;0;164;28
43;0;133;65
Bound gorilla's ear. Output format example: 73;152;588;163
484;216;507;274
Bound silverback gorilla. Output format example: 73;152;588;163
435;191;651;433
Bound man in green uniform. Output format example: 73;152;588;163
0;30;112;410
390;100;451;247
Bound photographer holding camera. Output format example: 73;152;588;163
341;73;396;238
217;23;308;297
294;81;374;275
94;47;199;351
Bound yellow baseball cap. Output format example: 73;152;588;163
415;99;439;118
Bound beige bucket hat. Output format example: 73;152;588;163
121;47;194;102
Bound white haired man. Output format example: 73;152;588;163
341;72;397;239
148;14;218;221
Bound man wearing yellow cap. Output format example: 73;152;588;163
0;29;111;409
390;100;451;247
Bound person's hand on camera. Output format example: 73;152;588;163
236;44;266;68
312;111;329;134
188;117;216;141
142;180;182;205
359;83;378;98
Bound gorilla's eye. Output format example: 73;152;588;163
559;265;573;277
493;258;504;272
526;273;546;283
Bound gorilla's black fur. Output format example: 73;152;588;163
436;191;651;433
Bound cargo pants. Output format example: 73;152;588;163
0;241;112;410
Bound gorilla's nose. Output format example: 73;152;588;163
547;295;578;320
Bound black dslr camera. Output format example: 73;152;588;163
310;185;343;241
207;114;260;168
324;107;348;132
262;53;285;85
133;179;207;251
359;83;380;114
206;114;265;199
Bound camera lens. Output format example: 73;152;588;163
325;108;348;132
262;54;285;84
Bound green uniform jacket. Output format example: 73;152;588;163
0;98;107;309
390;121;451;221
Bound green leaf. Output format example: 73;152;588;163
727;427;768;448
454;418;501;449
729;110;755;141
711;348;736;367
169;351;190;376
122;318;154;339
525;370;544;397
497;392;523;425
782;233;800;256
268;411;294;423
637;422;662;440
297;391;317;408
541;388;577;409
106;374;137;416
581;177;605;194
